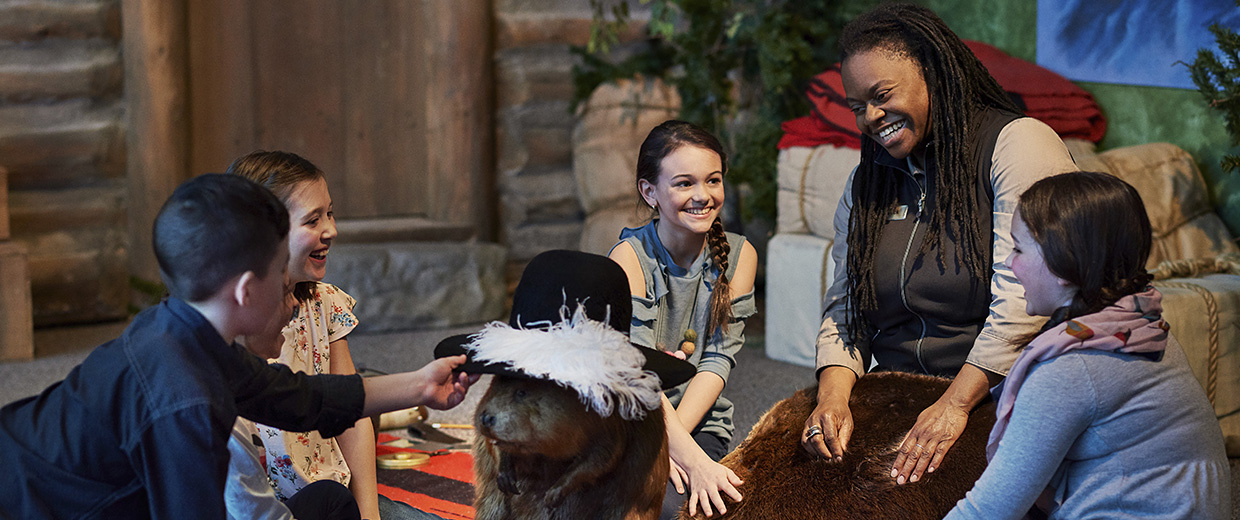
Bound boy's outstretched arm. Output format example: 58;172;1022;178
361;355;480;416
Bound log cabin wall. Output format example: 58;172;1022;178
493;1;592;264
0;1;128;326
2;0;607;328
492;1;652;276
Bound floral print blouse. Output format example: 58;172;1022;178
249;283;358;500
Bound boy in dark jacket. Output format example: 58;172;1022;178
0;174;476;519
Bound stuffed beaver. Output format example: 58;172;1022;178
473;376;668;520
433;250;697;520
680;372;996;519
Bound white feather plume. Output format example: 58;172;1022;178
465;304;664;420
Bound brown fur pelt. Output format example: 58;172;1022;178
472;376;669;520
681;372;996;519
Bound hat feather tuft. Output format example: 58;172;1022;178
466;304;664;420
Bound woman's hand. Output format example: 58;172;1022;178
677;454;743;518
889;363;998;484
890;399;969;484
803;366;857;461
802;395;853;461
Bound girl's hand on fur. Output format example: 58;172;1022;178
668;457;688;494
890;400;969;484
803;395;853;461
684;458;743;517
416;355;480;410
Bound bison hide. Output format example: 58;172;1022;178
681;372;996;519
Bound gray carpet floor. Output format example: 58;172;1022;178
3;320;1236;518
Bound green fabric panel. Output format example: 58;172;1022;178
922;0;1037;61
1082;83;1238;238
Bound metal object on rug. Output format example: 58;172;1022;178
377;452;430;470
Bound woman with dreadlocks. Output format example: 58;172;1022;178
610;120;758;519
801;3;1078;487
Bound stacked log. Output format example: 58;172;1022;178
0;0;128;326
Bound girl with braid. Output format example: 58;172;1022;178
802;3;1078;487
609;119;758;519
945;171;1229;519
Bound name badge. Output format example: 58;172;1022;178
888;204;909;221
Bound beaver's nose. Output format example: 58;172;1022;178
478;411;495;428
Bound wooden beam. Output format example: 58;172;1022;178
423;0;495;240
121;0;190;284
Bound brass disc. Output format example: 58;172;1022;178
377;452;430;470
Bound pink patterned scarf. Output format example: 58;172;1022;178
986;287;1170;459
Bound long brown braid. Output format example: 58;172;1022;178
705;216;733;338
838;4;1022;341
636;120;734;339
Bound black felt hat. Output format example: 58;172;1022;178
434;249;694;392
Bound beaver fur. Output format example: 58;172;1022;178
680;372;996;519
473;376;669;520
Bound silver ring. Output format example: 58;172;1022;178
806;425;822;439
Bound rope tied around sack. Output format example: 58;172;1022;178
1148;252;1240;406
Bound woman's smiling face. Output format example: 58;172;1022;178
842;48;932;161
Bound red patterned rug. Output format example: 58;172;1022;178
375;433;475;520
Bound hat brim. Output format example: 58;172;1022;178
434;332;695;390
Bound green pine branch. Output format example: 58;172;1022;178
1189;9;1240;174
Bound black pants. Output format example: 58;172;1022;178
660;430;730;520
284;480;361;520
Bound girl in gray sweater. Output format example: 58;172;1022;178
944;171;1230;519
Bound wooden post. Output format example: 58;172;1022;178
0;167;33;361
122;0;190;285
423;0;495;241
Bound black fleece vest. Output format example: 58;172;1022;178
860;108;1020;375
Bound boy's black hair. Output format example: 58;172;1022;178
153;173;290;302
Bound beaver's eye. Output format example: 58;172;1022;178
514;389;527;400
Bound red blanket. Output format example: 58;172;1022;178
779;40;1106;150
375;433;476;520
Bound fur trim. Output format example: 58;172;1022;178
466;305;663;420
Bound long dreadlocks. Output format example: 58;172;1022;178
839;3;1022;342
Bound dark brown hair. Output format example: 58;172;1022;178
636;120;734;339
154;174;289;302
838;3;1022;341
226;150;326;302
1017;171;1153;328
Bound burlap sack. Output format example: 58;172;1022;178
776;145;857;239
765;233;835;368
572;77;680;214
1153;271;1240;457
1067;141;1239;267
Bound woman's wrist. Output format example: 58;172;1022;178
816;365;858;402
942;363;994;411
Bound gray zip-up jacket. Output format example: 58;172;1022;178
815;114;1078;377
